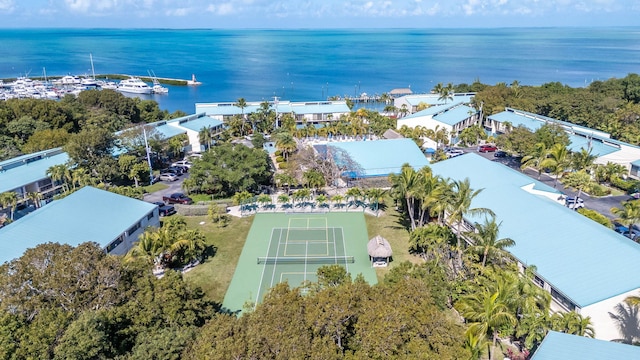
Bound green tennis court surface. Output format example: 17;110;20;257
223;213;377;313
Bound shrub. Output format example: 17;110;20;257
611;175;640;193
278;162;289;169
577;208;613;228
586;182;611;197
275;155;284;163
275;150;283;157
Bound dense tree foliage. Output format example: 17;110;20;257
0;90;182;161
185;142;273;197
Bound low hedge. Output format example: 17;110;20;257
174;204;209;216
611;176;640;193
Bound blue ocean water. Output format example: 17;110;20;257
1;27;639;113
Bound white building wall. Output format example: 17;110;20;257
595;144;640;172
580;287;640;341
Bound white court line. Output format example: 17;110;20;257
255;228;283;307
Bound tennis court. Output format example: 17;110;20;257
223;213;377;312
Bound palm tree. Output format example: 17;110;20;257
389;164;422;230
542;143;570;187
345;187;363;209
365;188;387;215
550;311;595;338
302;169;326;194
233;190;254;214
234;97;248;135
47;164;71;192
331;194;344;211
293;188;311;207
456;289;517;359
277;194;291;210
445;178;494;264
125;230;162;266
26;192;43;208
256;194;272;211
199;126;214;151
572;148;597;173
465;323;491;360
275;131;297;161
0;192;19;220
562;170;592;209
171;229;207;264
611;200;640;239
520;142;549;179
316;194;328;208
466;216;515;267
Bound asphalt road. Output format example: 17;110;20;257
462;146;631;220
144;173;189;203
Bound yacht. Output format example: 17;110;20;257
117;77;152;94
57;75;81;85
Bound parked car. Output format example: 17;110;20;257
153;202;176;217
159;173;178;182
171;160;192;169
564;196;584;209
494;150;508;158
478;144;498;152
445;149;465;158
162;167;184;176
163;192;193;205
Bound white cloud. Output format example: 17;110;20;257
0;0;14;13
206;3;237;15
166;7;192;16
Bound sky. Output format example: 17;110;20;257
0;0;638;28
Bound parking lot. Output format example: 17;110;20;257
144;173;190;204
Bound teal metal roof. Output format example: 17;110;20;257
433;105;476;126
430;153;640;307
155;123;187;138
0;186;156;264
488;110;542;130
0;150;69;193
175;116;224;132
532;331;640;359
325;139;429;177
567;134;620;157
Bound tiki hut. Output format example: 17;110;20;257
367;235;393;267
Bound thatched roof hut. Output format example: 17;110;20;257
368;235;392;267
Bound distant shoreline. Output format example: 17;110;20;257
1;75;190;86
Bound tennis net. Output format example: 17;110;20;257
257;256;354;265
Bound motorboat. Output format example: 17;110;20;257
98;80;118;90
152;82;169;94
57;75;81;85
117;77;152;94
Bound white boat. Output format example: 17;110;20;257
98;80;118;90
58;75;81;85
117;77;152;94
152;82;169;94
80;54;99;87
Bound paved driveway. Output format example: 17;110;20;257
144;173;189;203
462;146;632;220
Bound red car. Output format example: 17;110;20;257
478;144;498;153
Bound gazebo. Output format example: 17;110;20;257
367;235;393;267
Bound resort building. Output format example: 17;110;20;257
0;147;69;202
0;186;159;263
531;331;640;359
396;103;480;144
314;138;430;179
393;92;475;115
195;100;351;126
118;112;224;154
486;108;640;178
430;153;640;341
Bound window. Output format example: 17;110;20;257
127;221;141;236
106;234;124;252
147;211;154;221
533;275;545;288
550;287;576;311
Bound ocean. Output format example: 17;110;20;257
1;27;639;113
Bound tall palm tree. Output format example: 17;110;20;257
26;192;43;208
256;194;272;211
445;178;494;264
171;229;207;263
365;188;387;214
47;164;71;192
234;97;248;135
520;142;549;179
611;200;640;239
542;143;570;187
562;170;592;209
199;126;214;151
0;192;18;220
345;187;363;209
274;172;296;193
466;216;515;267
331;194;344;210
389;164;422;230
456;289;517;359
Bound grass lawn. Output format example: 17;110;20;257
143;182;168;194
364;205;422;282
182;215;254;304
